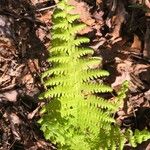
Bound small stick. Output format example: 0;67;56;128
36;5;56;12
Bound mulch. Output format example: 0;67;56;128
0;0;149;149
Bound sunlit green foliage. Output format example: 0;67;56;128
38;0;150;149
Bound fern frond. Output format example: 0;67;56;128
74;47;94;58
51;45;70;53
127;129;150;147
81;69;109;81
67;14;80;23
44;76;67;86
60;96;79;118
57;0;75;11
70;23;87;34
51;39;65;47
73;37;90;46
48;56;70;63
41;66;68;78
82;83;112;93
52;30;71;41
66;5;75;12
41;85;71;98
77;100;114;130
53;10;67;18
53;20;69;29
108;127;126;150
87;95;117;111
39;0;150;149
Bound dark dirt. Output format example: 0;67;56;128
0;0;150;149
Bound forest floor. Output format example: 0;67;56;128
0;0;150;149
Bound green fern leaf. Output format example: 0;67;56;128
73;37;90;46
52;30;71;41
74;47;94;58
87;96;117;111
39;0;150;149
82;83;112;93
127;129;150;147
53;20;69;29
70;23;87;34
41;66;68;78
81;69;109;81
51;45;70;53
67;14;80;23
48;56;70;63
53;10;67;18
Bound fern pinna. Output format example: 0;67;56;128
38;0;150;149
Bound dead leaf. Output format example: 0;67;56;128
69;0;95;34
131;34;142;51
0;90;18;102
10;113;21;124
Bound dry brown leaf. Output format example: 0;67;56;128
112;60;132;88
10;113;21;124
22;74;34;85
69;0;95;34
38;11;53;24
96;0;102;5
0;90;18;102
131;34;142;50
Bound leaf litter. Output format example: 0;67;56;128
0;0;150;149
